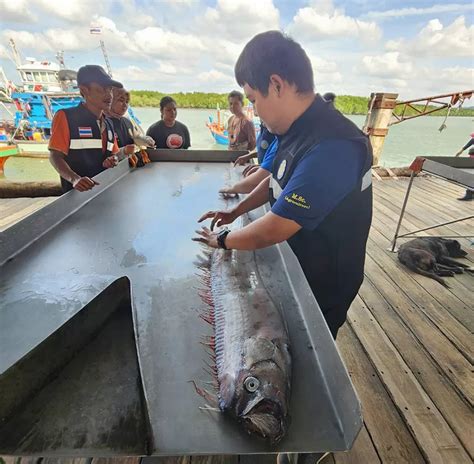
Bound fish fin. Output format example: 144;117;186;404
189;380;219;407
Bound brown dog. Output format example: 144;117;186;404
398;237;470;287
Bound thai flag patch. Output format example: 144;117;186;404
78;127;93;138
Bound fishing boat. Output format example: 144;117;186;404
0;144;19;174
0;37;139;158
0;39;82;150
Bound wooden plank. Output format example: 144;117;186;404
15;459;42;464
349;297;471;463
375;181;473;237
370;214;474;332
333;426;381;464
44;460;91;464
373;180;468;231
0;197;56;231
370;194;474;322
336;325;425;463
0;458;19;464
141;458;190;464
366;226;473;357
364;249;474;405
373;185;473;239
404;180;471;213
357;276;474;457
238;454;275;463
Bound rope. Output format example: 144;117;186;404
362;93;376;134
438;104;452;132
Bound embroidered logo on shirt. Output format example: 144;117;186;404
284;193;310;209
260;140;269;150
277;159;287;180
78;127;93;138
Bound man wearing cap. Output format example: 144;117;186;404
49;65;134;192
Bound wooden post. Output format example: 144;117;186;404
365;92;398;166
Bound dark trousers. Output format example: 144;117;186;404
322;296;356;340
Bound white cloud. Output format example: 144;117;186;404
419;66;474;93
0;44;10;60
0;0;36;22
361;52;413;78
310;55;342;86
161;0;197;7
386;16;473;58
289;1;382;42
365;3;473;20
2;30;46;51
133;27;205;61
197;69;233;83
114;65;155;83
158;62;177;75
32;0;104;23
198;0;280;42
43;29;87;51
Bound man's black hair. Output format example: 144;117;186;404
235;30;314;95
160;96;176;111
228;90;244;103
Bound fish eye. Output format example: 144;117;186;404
244;376;259;393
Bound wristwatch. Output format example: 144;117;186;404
217;228;231;250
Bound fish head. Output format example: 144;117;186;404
225;336;291;443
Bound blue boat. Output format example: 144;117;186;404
2;38;139;146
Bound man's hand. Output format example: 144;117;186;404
243;165;260;177
192;226;219;248
103;155;119;168
198;209;238;231
72;176;99;192
234;152;251;166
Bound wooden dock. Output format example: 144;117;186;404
1;175;473;463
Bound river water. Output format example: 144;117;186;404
1;106;472;182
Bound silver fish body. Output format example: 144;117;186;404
206;247;292;443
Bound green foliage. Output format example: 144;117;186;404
129;90;474;116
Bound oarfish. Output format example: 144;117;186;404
197;242;292;444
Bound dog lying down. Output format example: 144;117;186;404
398;237;472;287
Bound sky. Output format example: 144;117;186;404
0;0;473;99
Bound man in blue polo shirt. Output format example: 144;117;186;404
194;31;372;342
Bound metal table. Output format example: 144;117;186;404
0;150;362;456
391;156;474;251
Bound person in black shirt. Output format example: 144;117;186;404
146;96;191;149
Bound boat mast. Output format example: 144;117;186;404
100;40;113;77
56;51;66;69
89;24;113;77
8;39;22;67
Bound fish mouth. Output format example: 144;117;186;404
241;399;287;444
